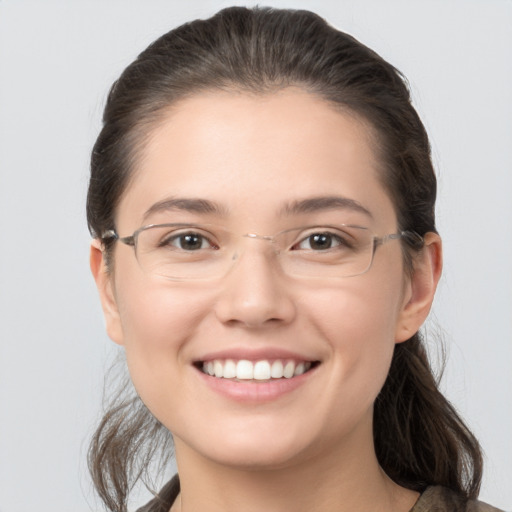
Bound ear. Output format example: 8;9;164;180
395;232;442;343
90;240;124;345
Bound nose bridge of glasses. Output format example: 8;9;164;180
242;232;279;249
228;232;281;265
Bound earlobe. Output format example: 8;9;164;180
395;232;443;343
90;240;125;345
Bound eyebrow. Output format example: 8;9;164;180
279;196;373;218
143;197;228;222
143;194;372;223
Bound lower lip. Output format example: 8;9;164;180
195;366;317;403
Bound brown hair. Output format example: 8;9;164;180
87;6;482;511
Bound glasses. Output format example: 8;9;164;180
102;223;423;281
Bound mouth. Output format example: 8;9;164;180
195;358;320;382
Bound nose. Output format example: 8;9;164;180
214;240;296;328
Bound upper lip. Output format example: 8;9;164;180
194;347;319;364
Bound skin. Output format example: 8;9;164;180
91;88;442;512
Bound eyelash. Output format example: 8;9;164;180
293;232;351;251
160;231;218;250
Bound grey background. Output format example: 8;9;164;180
0;1;511;511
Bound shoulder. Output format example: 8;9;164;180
412;486;505;512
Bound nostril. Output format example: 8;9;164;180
243;317;283;328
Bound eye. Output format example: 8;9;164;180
294;232;346;251
161;231;216;251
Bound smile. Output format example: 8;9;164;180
199;359;317;381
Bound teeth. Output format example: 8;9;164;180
223;359;236;379
294;362;305;376
270;360;284;378
253;361;271;380
214;360;223;378
201;359;313;380
236;360;253;380
283;361;295;378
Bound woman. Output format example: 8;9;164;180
87;6;502;512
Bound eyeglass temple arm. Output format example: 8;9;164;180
400;230;425;249
374;230;424;249
100;229;135;246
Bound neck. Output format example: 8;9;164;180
171;422;418;512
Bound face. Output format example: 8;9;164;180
92;88;437;472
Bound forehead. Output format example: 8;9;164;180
117;88;396;230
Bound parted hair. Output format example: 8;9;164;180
87;6;482;512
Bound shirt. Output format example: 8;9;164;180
136;475;505;512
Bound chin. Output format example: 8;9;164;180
177;420;321;472
207;445;308;472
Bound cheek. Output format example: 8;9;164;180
301;270;405;395
119;288;193;345
113;274;213;405
304;264;404;340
